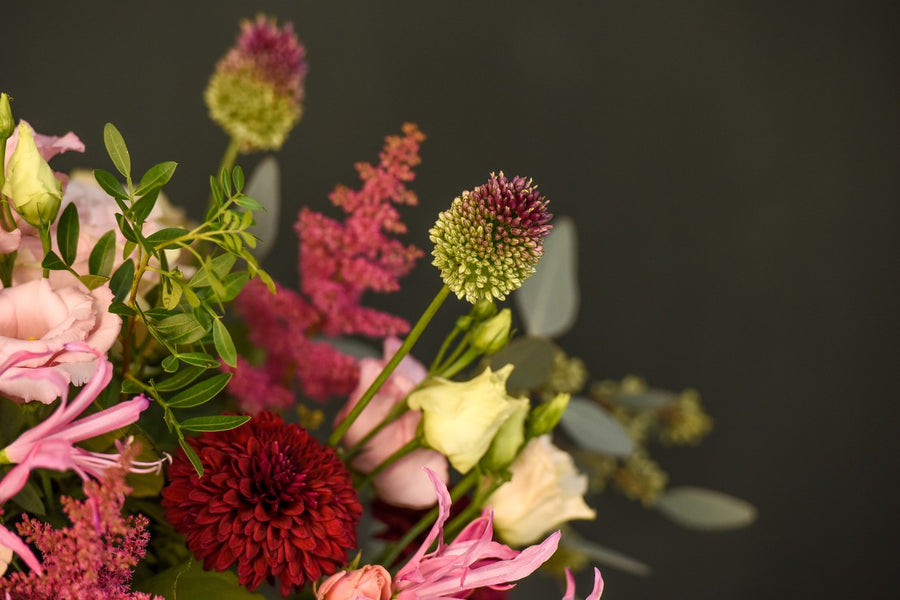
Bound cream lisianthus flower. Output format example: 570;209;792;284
407;364;527;474
485;435;596;547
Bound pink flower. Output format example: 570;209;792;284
392;469;560;600
335;338;448;509
0;345;161;505
562;568;604;600
317;565;392;600
3;119;84;167
0;279;120;403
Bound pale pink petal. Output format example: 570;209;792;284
0;228;20;254
0;366;71;404
373;449;449;509
4;119;84;164
0;524;42;575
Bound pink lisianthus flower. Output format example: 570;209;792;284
563;567;604;600
392;469;560;600
335;337;449;509
0;278;120;403
316;565;392;600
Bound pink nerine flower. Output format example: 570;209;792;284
0;345;160;505
392;469;560;600
563;568;604;600
336;337;448;509
0;279;120;403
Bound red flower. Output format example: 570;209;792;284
161;412;362;595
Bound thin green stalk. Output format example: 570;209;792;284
436;347;480;379
218;138;241;177
429;324;463;372
380;469;478;570
38;226;52;278
329;284;451;448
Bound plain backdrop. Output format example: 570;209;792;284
4;2;899;598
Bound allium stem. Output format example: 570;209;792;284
218;137;242;178
379;468;478;570
329;284;451;448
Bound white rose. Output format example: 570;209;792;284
407;364;524;474
485;435;596;546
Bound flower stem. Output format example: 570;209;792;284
328;284;451;448
38;226;52;278
356;437;421;490
379;469;478;570
435;347;480;379
219;137;242;177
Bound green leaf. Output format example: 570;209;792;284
178;438;204;477
219;168;233;198
78;274;109;290
161;276;182;310
234;194;263;211
130;188;159;226
177;352;220;368
138;559;266;599
655;487;758;531
40;251;68;271
161;355;179;373
12;480;46;515
155;313;207;345
135;161;177;196
121;379;144;394
146;227;189;248
180;415;250;433
56;203;80;266
189;254;237;288
88;230;116;277
220;271;250;302
168;373;232;409
109;259;135;303
155;365;207;392
232;165;245;192
104;123;131;178
209;175;225;208
114;213;139;243
93;168;129;203
122;240;137;260
212;318;237;367
108;301;136;317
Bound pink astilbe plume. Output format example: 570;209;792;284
0;445;162;600
230;125;425;405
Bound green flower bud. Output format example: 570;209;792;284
0;93;13;141
526;392;571;438
470;298;497;321
471;308;512;356
484;395;529;471
2;124;62;227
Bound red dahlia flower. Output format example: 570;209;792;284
161;412;362;595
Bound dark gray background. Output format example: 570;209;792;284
4;2;898;598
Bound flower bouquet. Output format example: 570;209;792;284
0;15;753;600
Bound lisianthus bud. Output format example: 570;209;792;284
471;308;512;355
430;172;552;303
484;394;529;471
2;124;62;227
316;565;392;600
205;15;307;152
0;93;13;140
407;364;523;474
527;392;571;438
471;298;497;320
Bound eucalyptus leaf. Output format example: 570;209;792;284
88;230;116;277
516;215;579;338
180;415;251;433
244;156;280;260
487;336;560;392
56;202;80;266
558;396;635;457
103;123;131;178
655;486;758;531
168;373;232;409
135;161;177;196
566;534;652;576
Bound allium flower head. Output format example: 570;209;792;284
430;172;552;303
161;411;362;596
205;15;307;152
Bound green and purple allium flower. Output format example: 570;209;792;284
205;15;307;152
430;172;552;303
